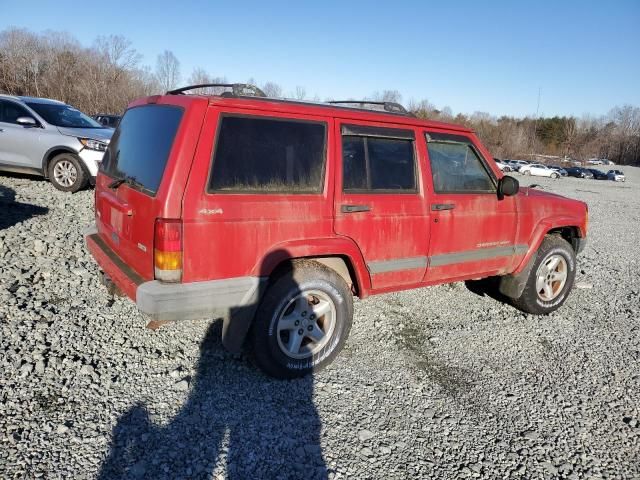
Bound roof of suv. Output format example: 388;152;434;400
0;94;66;105
139;91;474;134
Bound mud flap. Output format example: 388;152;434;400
499;251;538;299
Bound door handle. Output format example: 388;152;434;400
431;203;455;211
341;204;371;213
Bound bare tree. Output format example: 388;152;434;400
155;50;181;92
262;81;283;98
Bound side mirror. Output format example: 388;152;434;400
16;116;37;127
498;175;519;198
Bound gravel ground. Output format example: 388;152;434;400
1;168;639;479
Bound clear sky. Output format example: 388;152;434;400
1;0;638;117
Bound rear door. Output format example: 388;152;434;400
423;130;520;282
333;121;430;290
95;97;206;280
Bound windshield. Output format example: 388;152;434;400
26;102;102;128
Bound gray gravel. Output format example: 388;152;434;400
1;169;639;479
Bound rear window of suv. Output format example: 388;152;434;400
209;116;326;193
101;105;183;195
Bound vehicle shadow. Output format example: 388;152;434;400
464;276;513;305
97;251;328;480
0;184;49;230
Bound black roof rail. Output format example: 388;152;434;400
166;83;266;97
327;100;415;117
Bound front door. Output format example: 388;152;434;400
333;121;430;290
423;130;520;282
0;99;43;168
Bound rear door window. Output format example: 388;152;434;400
342;125;417;192
209;115;326;193
101;105;183;195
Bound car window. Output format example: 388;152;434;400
0;100;32;124
101;105;184;195
25;102;101;128
209;116;326;193
342;135;416;192
426;138;495;193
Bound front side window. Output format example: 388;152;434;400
342;127;416;192
0;100;32;124
426;138;495;193
209;116;326;193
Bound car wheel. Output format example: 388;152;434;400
551;173;559;179
524;170;531;175
511;235;576;315
248;260;353;379
48;153;88;192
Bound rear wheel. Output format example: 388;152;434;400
248;261;353;379
511;235;576;315
551;172;559;179
48;153;88;192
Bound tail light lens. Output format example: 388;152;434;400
154;219;182;282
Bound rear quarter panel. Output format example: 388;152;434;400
181;106;340;283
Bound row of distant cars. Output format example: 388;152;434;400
495;159;625;182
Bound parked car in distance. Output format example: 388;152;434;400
93;114;121;129
549;165;568;176
495;160;513;172
587;159;604;165
0;95;113;192
508;160;530;172
520;163;562;178
587;168;608;180
85;83;588;379
566;167;595;179
607;170;625;182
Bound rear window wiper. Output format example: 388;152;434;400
108;175;144;190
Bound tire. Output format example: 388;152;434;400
48;153;88;192
524;170;531;175
248;260;353;379
551;173;559;179
511;235;576;315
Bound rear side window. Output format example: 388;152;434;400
426;140;495;193
209;116;326;193
101;105;183;195
342;126;416;192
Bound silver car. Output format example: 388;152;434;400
0;95;113;192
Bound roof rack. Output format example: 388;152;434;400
327;100;414;116
166;83;266;97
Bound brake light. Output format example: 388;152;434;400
154;219;182;282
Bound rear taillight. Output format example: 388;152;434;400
154;219;182;282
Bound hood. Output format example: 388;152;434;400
520;187;572;201
57;126;113;143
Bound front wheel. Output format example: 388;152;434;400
524;170;531;175
48;153;88;192
248;261;353;379
511;235;576;315
551;173;559;179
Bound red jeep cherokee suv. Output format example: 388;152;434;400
85;84;588;379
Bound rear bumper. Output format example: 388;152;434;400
85;225;265;352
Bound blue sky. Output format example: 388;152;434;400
1;0;638;117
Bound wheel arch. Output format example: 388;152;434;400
253;238;372;298
41;146;80;178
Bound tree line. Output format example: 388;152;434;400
1;27;638;165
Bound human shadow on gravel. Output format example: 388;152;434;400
97;252;328;480
0;184;48;231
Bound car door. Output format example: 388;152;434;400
423;130;520;283
0;99;44;169
333;121;430;290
